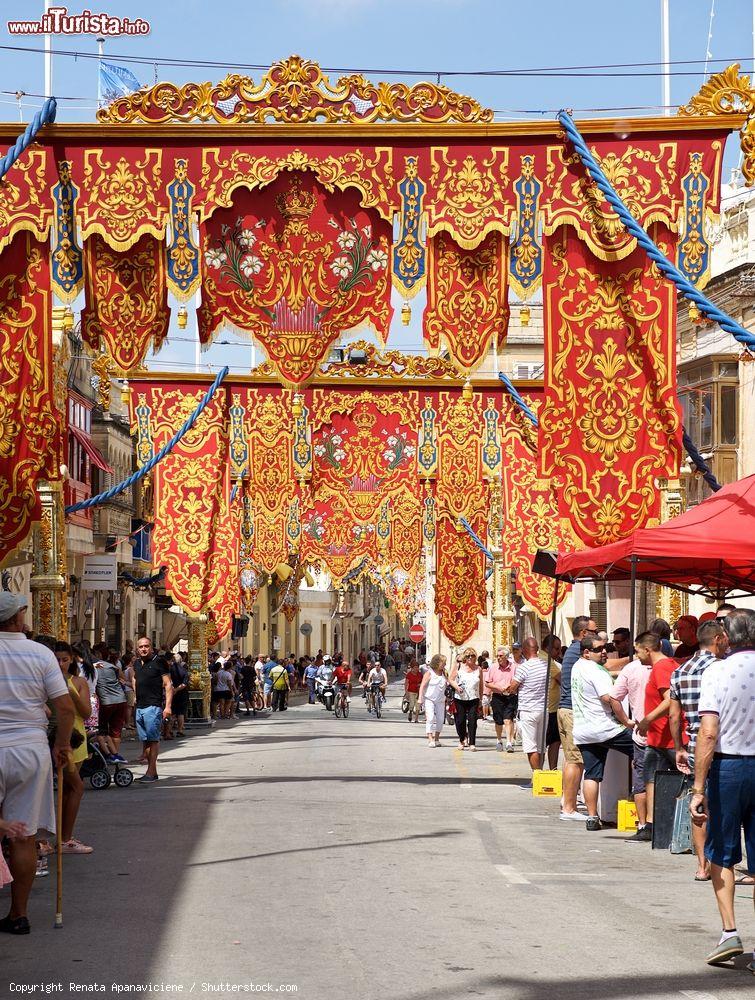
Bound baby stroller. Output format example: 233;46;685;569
80;734;134;789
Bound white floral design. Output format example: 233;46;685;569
238;228;256;249
240;254;263;277
337;230;357;250
366;248;388;272
314;444;326;457
330;256;353;279
205;247;227;270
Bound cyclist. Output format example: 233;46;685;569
333;655;352;705
358;661;370;701
367;661;388;713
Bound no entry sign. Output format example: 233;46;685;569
409;624;425;643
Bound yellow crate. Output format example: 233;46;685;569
532;769;563;797
617;799;639;831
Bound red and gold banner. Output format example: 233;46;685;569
436;514;487;647
198;171;392;386
500;393;572;618
424;231;509;373
302;388;424;585
246;387;296;573
0;233;58;564
81;234;170;374
132;383;238;617
434;391;488;644
540;224;682;546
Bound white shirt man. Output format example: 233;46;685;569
510;637;548;774
571;635;635;831
0;593;74;934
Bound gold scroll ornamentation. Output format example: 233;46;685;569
679;62;755;187
97;55;493;125
80;149;166;251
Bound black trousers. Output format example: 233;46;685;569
271;688;288;712
454;699;479;746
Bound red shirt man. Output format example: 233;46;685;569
405;668;421;694
644;656;686;748
334;664;352;688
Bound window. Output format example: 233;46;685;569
678;363;738;452
720;385;738;445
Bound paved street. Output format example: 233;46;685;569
4;682;754;1000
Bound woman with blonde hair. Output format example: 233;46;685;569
418;653;447;747
450;647;483;750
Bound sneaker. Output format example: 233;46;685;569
107;753;127;764
585;816;602;831
627;825;652;842
559;811;588;821
496;740;503;752
136;774;159;783
35;857;49;877
0;915;30;935
60;839;93;854
706;935;743;966
469;745;477;752
506;742;514;753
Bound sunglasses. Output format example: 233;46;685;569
590;645;607;653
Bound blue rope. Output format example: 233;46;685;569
681;428;722;491
0;97;57;181
65;367;229;514
498;375;722;492
498;373;538;426
458;515;494;583
557;110;755;353
120;565;167;589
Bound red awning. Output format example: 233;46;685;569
69;424;114;474
555;473;755;598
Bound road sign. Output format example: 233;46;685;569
409;623;425;643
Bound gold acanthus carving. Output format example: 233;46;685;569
319;341;464;381
200;147;395;223
97;55;493;125
679;63;755;185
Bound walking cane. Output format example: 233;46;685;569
54;762;63;928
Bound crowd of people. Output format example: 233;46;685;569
1;588;752;971
404;606;753;973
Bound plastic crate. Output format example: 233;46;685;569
617;799;639;831
532;769;562;797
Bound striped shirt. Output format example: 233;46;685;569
0;631;69;748
514;656;549;714
669;649;717;754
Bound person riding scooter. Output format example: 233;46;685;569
315;656;335;708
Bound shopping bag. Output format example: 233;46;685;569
670;777;693;855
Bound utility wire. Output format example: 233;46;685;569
0;41;752;77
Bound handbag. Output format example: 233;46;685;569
670;776;693;855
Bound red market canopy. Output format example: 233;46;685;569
555;474;755;598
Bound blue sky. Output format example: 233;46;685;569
1;0;752;371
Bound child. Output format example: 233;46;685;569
0;819;28;888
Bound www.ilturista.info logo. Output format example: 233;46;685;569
7;7;150;36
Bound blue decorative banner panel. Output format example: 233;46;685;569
417;395;438;477
392;156;427;298
509;155;542;300
678;152;712;290
166;158;201;299
51;161;84;303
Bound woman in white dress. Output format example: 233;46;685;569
418;654;447;747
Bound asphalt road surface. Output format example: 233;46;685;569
3;682;754;1000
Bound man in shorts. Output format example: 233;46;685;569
133;637;172;783
572;634;636;831
0;593;74;934
691;610;755;970
485;647;518;752
557;616;597;820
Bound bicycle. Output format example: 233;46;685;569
333;684;350;719
369;683;384;718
